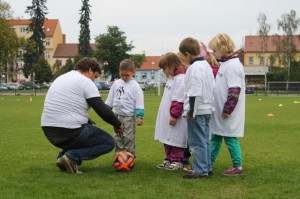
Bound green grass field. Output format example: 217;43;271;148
0;95;299;199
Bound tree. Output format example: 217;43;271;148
0;0;13;18
24;0;48;80
33;55;53;83
23;39;37;78
130;54;146;69
52;58;74;80
274;10;300;82
257;13;271;65
78;0;93;57
94;26;135;81
0;17;19;83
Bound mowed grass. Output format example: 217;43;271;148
0;94;299;199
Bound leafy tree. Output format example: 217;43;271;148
0;17;19;82
52;58;74;79
273;10;300;82
78;0;93;57
94;26;134;81
257;13;271;65
0;0;13;18
130;54;146;69
23;39;37;78
33;55;53;83
24;0;48;80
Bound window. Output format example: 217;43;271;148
45;52;50;59
20;27;27;32
259;57;265;65
248;56;253;65
45;38;51;46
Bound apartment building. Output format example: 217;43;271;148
8;19;64;81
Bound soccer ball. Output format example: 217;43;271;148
113;151;135;172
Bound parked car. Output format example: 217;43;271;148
138;81;150;91
0;83;8;91
20;81;41;90
246;86;254;94
7;82;23;90
95;81;110;90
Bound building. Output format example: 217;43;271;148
135;56;166;83
7;19;64;81
244;35;300;87
244;35;300;67
53;43;97;66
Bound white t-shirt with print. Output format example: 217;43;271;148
105;79;144;116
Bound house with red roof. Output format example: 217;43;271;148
244;35;300;67
53;43;97;66
135;56;166;83
244;35;300;88
9;19;64;67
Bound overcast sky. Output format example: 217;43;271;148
5;0;300;55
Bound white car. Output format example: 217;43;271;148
138;82;150;91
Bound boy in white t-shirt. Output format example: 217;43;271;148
179;37;215;179
105;59;144;156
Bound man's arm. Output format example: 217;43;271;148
86;97;121;128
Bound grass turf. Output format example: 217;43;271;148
0;95;299;199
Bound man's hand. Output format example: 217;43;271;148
114;124;124;135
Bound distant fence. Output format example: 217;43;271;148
0;86;165;96
267;81;300;95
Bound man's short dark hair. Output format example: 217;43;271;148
74;57;101;74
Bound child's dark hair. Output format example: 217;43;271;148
74;57;101;74
179;37;200;56
119;59;135;71
159;53;182;77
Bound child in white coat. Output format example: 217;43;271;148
155;52;187;170
208;33;245;176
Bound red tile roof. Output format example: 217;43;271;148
8;19;59;37
53;43;97;58
244;35;300;52
137;56;161;71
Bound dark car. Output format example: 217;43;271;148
245;86;254;94
95;81;110;90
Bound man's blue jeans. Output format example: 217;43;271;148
187;114;211;176
58;124;115;165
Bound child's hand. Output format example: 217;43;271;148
136;118;143;126
169;117;177;125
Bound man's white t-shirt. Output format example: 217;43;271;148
41;70;100;128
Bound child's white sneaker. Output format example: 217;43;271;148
165;161;183;170
156;160;170;169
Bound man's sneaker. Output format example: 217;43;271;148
165;161;183;171
183;172;208;179
183;165;194;172
222;167;244;176
156;160;170;169
61;155;82;174
56;157;66;172
208;169;214;176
